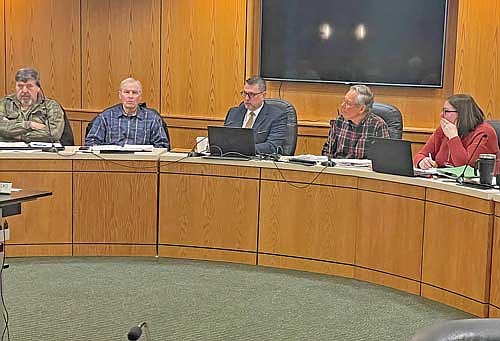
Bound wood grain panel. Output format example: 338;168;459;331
261;169;357;188
6;244;72;257
73;172;157;244
422;284;488;317
69;120;82;147
259;181;357;264
454;1;500;120
0;0;5;96
5;0;81;108
73;160;157;173
161;0;246;118
354;268;420;295
490;217;500;307
258;254;354;279
161;162;259;178
356;191;424;281
422;202;492;302
0;172;72;243
168;127;207;150
159;173;259;251
73;244;156;257
426;188;493;214
159;245;256;265
490;305;500;317
358;178;425;199
0;159;71;171
82;0;161;110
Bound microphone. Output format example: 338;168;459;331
321;111;338;167
127;322;150;341
39;88;58;153
187;136;208;157
456;133;488;184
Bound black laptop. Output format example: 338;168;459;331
366;137;416;177
205;126;256;160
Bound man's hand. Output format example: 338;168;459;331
30;121;46;130
440;118;458;139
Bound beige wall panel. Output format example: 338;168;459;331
422;284;488;317
5;0;81;108
0;171;72;244
454;1;500;119
159;173;259;251
73;244;156;257
82;0;161;110
354;268;421;296
259;181;357;264
73;172;158;244
159;245;256;265
6;244;72;257
356;190;425;281
162;0;246;118
423;202;492;302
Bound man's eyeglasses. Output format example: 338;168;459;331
442;109;458;113
342;100;360;107
240;91;264;99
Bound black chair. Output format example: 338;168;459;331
487;120;500;148
265;98;298;155
371;102;403;139
410;318;500;341
84;103;171;150
60;108;75;146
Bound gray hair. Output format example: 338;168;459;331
15;67;40;87
245;76;266;92
120;77;142;93
350;84;374;113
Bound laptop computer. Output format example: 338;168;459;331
205;126;256;160
366;137;416;177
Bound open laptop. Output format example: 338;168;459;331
366;137;417;177
204;126;256;160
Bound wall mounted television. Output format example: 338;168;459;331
260;0;448;88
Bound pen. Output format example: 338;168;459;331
428;153;432;160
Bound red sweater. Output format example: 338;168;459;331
414;122;500;172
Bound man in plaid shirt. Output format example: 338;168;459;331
85;78;170;149
322;85;389;159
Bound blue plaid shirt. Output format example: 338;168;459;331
85;104;170;149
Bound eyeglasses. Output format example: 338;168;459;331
342;100;360;107
240;91;264;99
442;108;458;114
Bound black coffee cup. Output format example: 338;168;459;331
475;154;496;185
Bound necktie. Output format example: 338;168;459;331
244;112;255;128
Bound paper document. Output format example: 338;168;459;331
0;142;29;148
91;144;154;152
29;142;63;148
437;165;476;178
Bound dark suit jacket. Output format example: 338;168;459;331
224;102;287;154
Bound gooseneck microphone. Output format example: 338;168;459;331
456;133;488;184
127;322;150;340
187;136;208;157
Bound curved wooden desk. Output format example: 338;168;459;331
0;148;499;318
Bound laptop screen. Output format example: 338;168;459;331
366;137;415;177
207;126;256;158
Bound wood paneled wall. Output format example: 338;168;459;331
0;0;498;148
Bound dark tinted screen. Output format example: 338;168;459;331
260;0;448;87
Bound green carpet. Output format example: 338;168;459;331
0;257;472;340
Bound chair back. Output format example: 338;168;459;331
371;102;403;139
487;120;500;148
264;98;298;155
60;108;75;146
410;318;500;341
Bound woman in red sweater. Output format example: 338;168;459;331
414;94;499;171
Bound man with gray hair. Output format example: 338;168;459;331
322;84;389;159
85;77;170;149
0;67;64;142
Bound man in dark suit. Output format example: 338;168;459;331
224;76;287;154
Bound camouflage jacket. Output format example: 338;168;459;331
0;94;64;142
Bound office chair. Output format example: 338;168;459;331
410;318;500;340
487;120;500;148
60;108;75;146
265;98;298;155
371;102;403;139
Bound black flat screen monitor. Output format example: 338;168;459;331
260;0;448;88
